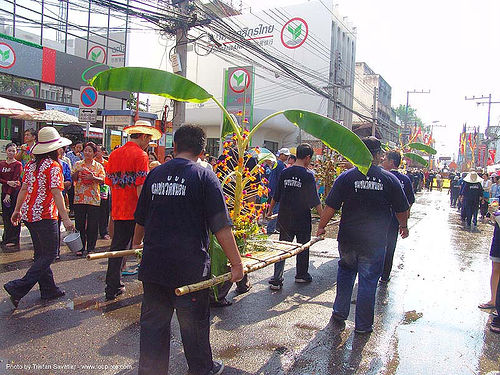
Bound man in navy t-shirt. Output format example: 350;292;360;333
133;125;244;375
380;150;415;283
266;148;290;234
267;144;323;290
316;137;410;334
459;171;483;231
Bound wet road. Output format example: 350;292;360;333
0;190;499;374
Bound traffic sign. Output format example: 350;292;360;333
80;86;98;109
79;108;97;123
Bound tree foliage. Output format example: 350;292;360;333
393;104;424;128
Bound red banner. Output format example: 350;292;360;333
488;149;496;166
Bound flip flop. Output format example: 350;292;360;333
490;325;500;334
478;303;496;309
121;269;138;276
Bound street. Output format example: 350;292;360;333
0;189;499;375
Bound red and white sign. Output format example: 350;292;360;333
280;17;308;49
87;45;106;64
80;86;98;109
229;68;251;94
0;42;16;69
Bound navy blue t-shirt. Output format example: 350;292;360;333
274;165;320;232
388;170;415;227
460;181;483;204
135;158;232;289
268;159;286;199
325;166;410;248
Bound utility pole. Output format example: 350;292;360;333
404;89;430;143
327;51;341;121
465;94;500;140
172;0;189;133
371;87;378;137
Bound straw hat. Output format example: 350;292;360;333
463;171;481;183
31;126;72;155
123;120;161;140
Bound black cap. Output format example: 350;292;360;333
362;136;382;154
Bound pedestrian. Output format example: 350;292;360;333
66;141;83;216
482;172;492;200
94;145;110;240
133;124;244;375
450;176;461;208
380;150;415;283
435;171;443;192
459;171;483;231
0;143;22;247
286;154;297;168
71;142;105;256
15;128;37;168
104;120;158;301
266;148;290;234
428;170;435;191
148;151;161;170
479;214;500;311
479;196;490;222
57;147;72;259
267;144;323;290
490;276;500;333
316;136;409;334
3;127;74;309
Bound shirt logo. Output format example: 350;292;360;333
151;177;186;196
284;177;302;188
354;179;384;191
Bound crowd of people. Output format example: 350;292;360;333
1;123;499;374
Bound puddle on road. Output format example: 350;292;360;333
402;310;423;324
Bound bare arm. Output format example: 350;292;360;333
214;226;244;283
316;205;336;237
11;183;28;226
315;203;323;217
267;198;276;217
132;224;145;248
395;210;409;239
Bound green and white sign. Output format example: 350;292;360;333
222;66;255;136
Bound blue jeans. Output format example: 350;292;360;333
333;242;386;331
272;229;311;284
266;202;280;234
139;282;213;375
4;220;61;300
464;200;478;226
382;220;399;281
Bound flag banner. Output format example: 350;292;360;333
488;149;496;166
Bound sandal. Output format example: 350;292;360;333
478;303;496;309
490;324;500;334
75;251;83;257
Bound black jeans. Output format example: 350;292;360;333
382;220;399;281
1;191;21;245
139;282;213;375
74;204;99;252
464;200;479;226
272;226;311;283
4;220;62;299
98;197;110;238
105;220;135;297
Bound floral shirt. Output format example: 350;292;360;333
105;141;149;220
21;159;64;222
73;160;106;206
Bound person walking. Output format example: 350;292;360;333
478;215;500;311
482;172;492;200
71;142;105;256
3;127;74;309
94;145;110;240
316;137;410;334
133;125;244;375
0;143;22;247
266;148;290;234
380;151;415;283
104;120;159;301
267;144;323;290
459;171;483;231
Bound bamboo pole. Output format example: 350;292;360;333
87;249;142;260
175;236;323;296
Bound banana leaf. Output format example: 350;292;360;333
283;110;372;175
404;152;428;167
208;233;228;299
89;67;213;103
407;142;437;155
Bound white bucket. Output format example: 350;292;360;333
63;232;83;253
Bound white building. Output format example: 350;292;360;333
147;1;356;154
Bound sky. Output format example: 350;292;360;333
246;0;500;158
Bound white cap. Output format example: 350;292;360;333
277;147;291;156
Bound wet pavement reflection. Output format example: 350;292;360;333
0;190;498;374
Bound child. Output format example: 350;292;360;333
480;196;490;223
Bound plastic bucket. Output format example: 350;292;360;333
63;232;83;253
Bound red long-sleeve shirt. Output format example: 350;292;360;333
0;160;22;195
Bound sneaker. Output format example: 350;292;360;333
331;312;346;322
208;360;224;375
295;275;312;283
269;283;282;291
105;287;125;301
235;285;252;295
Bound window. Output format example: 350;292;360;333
206;138;220;157
263;140;278;154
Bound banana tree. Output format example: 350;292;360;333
89;67;373;215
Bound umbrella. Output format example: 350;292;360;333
0;96;39;117
13;109;83;124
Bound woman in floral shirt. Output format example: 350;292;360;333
71;142;105;256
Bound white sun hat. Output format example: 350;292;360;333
463;171;481;183
123;120;162;140
31;126;72;155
